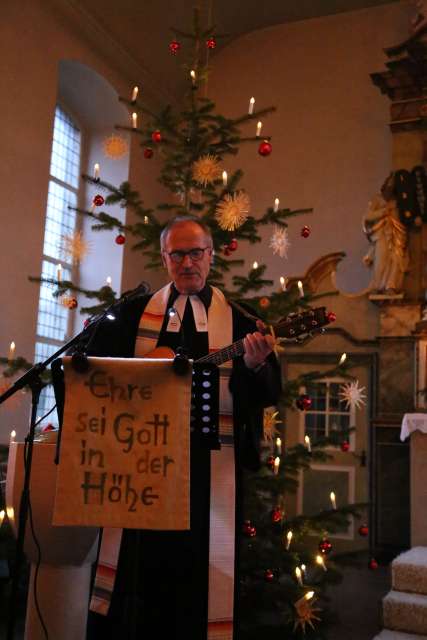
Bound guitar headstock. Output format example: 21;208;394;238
273;307;334;342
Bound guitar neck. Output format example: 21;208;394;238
195;306;329;367
196;338;245;366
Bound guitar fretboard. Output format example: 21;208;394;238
197;338;245;366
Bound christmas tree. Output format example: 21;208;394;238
2;10;366;638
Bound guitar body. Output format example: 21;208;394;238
145;346;176;359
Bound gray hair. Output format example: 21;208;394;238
160;215;213;249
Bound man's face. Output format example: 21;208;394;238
161;221;212;294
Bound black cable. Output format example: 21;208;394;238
34;404;57;428
23;441;49;640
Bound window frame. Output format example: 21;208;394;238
34;102;85;421
299;376;356;451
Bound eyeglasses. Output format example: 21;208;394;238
164;247;212;263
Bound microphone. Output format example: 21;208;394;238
71;282;151;372
167;306;190;376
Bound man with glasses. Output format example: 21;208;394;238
86;215;281;639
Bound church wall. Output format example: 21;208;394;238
0;0;165;442
207;2;408;297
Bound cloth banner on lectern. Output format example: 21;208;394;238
53;357;190;530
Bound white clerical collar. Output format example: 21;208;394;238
166;293;208;333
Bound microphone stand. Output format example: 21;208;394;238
167;305;190;376
1;281;149;640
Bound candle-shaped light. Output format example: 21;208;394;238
131;85;139;102
276;437;282;455
10;430;16;445
274;197;280;212
339;352;347;366
330;491;337;510
190;69;196;85
0;510;4;527
56;263;62;283
256;121;262;137
305;590;315;601
280;276;287;292
8;341;16;363
304;435;311;453
132;112;138;129
6;507;14;522
144;215;149;224
298;280;304;298
222;170;228;186
295;566;303;586
316;554;327;571
248;96;255;114
106;276;112;288
273;456;280;475
252;261;258;270
301;563;307;577
286;530;293;550
94;163;100;180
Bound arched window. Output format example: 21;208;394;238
35;105;82;421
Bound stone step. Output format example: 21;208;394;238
373;630;427;639
383;591;427;635
393;548;427;595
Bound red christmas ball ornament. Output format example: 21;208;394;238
258;140;272;157
67;297;78;310
301;225;311;238
151;130;162;143
266;455;275;470
302;395;312;410
358;524;369;537
340;440;350;452
144;147;154;159
327;311;337;323
206;36;217;49
319;538;332;555
369;558;379;570
296;395;312;411
41;423;55;433
259;297;271;309
264;569;274;582
271;507;283;524
93;194;105;207
169;40;181;55
242;520;257;537
228;238;238;251
115;233;126;245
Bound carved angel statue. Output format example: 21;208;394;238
362;194;410;295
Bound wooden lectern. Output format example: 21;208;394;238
6;441;99;640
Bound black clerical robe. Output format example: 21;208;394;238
60;284;281;640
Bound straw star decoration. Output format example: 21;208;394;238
339;380;366;410
60;231;91;263
102;134;129;159
192;154;221;187
269;226;291;258
294;595;322;634
263;408;281;441
215;191;250;231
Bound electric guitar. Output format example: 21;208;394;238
147;306;333;367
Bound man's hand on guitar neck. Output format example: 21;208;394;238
243;320;276;372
